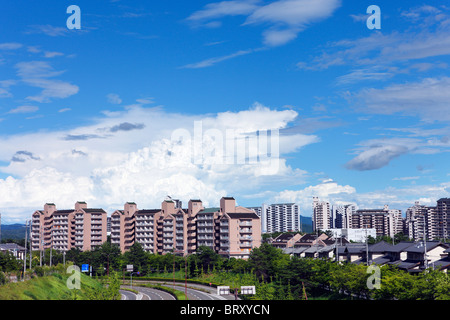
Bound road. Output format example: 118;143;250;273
119;289;138;300
121;285;176;300
120;281;237;300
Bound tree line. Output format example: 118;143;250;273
1;238;449;300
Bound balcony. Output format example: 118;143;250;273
197;216;214;222
240;242;252;248
197;228;214;234
198;235;213;240
197;222;213;227
220;241;229;247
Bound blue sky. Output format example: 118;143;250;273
1;0;450;223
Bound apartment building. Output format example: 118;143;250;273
110;196;261;259
261;203;300;233
110;200;181;254
406;199;450;241
312;197;331;232
351;205;402;238
331;204;356;229
406;201;431;241
436;198;450;240
217;197;262;259
31;202;107;252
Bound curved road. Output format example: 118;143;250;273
128;285;176;300
119;289;138;300
120;281;234;300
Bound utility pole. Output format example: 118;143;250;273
23;220;28;280
49;240;52;267
365;226;369;266
40;226;42;267
422;213;428;270
29;221;32;270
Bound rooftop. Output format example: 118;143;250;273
0;243;26;251
226;212;259;219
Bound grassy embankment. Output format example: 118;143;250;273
0;272;103;300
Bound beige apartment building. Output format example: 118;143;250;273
31;196;261;259
110;196;261;259
31;202;107;252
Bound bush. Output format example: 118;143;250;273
0;271;7;285
34;266;44;277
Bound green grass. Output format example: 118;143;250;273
0;272;103;300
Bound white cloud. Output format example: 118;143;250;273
345;144;409;171
26;25;68;37
7;105;39;114
262;28;299;47
0;104;318;221
0;42;23;50
181;49;254;69
106;93;122;104
272;179;356;215
14;61;79;102
271;179;450;216
43;51;64;58
0;88;12;98
297;5;450;75
187;0;341;48
344;135;450;171
244;0;340;27
187;0;260;21
354;77;450;122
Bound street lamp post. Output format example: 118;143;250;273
185;249;188;298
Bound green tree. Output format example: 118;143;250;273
248;243;285;282
434;271;450;300
196;246;220;273
0;251;21;272
123;242;148;273
98;241;122;275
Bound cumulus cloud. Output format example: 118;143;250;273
0;104;318;221
271;179;356;215
271;178;450;216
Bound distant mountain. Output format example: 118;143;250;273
1;224;26;241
